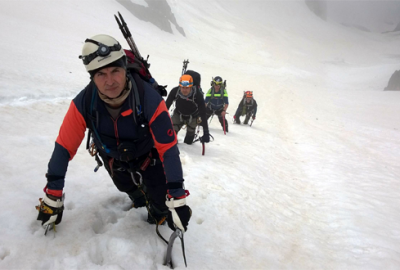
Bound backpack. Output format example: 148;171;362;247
184;70;204;95
210;81;227;100
124;49;167;97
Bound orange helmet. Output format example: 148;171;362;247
179;74;193;87
245;91;253;98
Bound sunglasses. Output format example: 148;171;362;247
180;81;193;87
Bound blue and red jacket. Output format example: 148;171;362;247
45;75;185;198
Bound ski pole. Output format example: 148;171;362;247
115;12;142;60
115;12;151;71
182;59;189;75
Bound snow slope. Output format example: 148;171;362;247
0;0;399;269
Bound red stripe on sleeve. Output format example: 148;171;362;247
149;101;177;161
55;101;87;160
149;100;168;126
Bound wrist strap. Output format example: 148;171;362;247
166;197;186;232
165;197;186;209
43;194;64;208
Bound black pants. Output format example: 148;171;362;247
100;150;167;212
206;107;228;130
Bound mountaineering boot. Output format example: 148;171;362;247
184;133;195;145
147;203;168;225
233;115;241;124
127;186;147;208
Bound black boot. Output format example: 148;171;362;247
234;113;241;124
184;133;195;145
127;186;147;208
147;204;168;225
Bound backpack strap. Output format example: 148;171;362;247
210;86;225;101
84;73;146;154
174;86;180;101
127;72;145;125
175;86;197;104
191;86;197;103
84;83;94;152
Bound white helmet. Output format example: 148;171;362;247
79;34;126;73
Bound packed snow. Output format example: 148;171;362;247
0;0;399;269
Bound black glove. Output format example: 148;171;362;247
36;194;64;227
157;85;168;97
167;205;192;232
252;115;256;120
200;132;210;143
166;197;192;232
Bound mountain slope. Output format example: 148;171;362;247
0;0;399;269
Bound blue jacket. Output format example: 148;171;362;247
46;76;185;198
